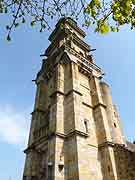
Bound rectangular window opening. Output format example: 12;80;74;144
84;119;89;133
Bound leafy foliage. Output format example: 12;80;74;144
0;0;135;40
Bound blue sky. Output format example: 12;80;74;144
0;18;135;180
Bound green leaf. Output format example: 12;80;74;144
22;11;25;16
42;23;46;29
14;23;19;27
132;8;135;17
132;0;135;5
98;22;110;34
110;26;116;32
116;27;119;32
132;18;135;26
31;21;35;27
40;29;42;32
85;20;91;27
6;25;10;30
0;9;3;13
22;18;26;23
7;34;11;41
84;7;91;14
91;9;97;18
5;7;8;13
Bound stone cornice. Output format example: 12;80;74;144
66;130;89;139
50;90;65;98
49;89;83;98
31;108;46;115
51;130;89;139
98;141;115;149
98;141;128;151
24;140;132;155
93;102;107;110
72;32;90;51
24;130;89;154
82;102;93;109
64;45;102;73
65;89;83;97
45;28;89;57
24;142;48;154
24;144;36;153
87;143;98;149
39;45;102;81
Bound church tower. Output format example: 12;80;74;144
22;18;135;180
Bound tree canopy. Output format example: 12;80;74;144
0;0;135;41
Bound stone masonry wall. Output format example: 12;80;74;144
114;144;135;180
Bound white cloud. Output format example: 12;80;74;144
0;105;30;148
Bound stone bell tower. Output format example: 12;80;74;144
22;17;135;180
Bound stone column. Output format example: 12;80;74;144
71;62;82;132
90;76;112;144
90;76;118;180
100;82;125;145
